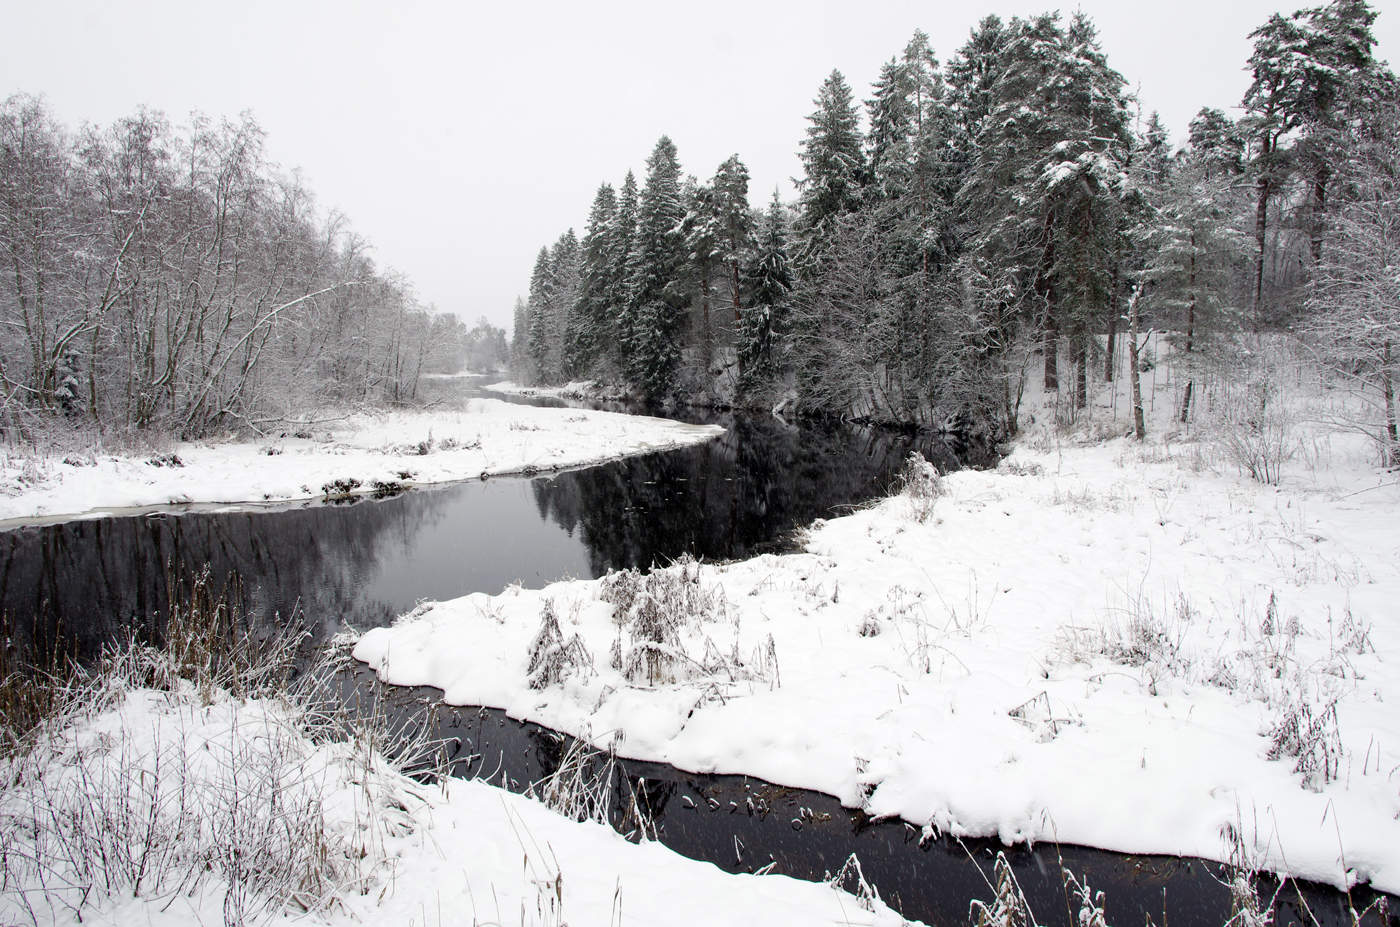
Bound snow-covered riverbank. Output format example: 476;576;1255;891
358;347;1400;897
0;667;914;927
0;398;721;527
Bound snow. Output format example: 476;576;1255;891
357;342;1400;896
0;680;916;927
0;398;722;526
483;379;610;399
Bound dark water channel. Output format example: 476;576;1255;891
4;380;1394;926
344;666;1394;927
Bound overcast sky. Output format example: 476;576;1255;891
2;0;1396;331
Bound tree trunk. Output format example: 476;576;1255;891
1128;284;1145;440
1037;214;1057;391
730;258;742;327
1252;151;1272;332
1074;328;1088;410
1384;341;1398;468
1310;164;1329;266
1179;245;1197;424
700;265;713;372
1104;313;1117;381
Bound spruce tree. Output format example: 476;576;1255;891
567;183;618;378
737;191;792;394
525;246;553;383
711;155;755;327
796;70;865;257
510;296;530;381
681;178;718;370
625;136;688;401
547;229;580;382
1187;108;1246;178
610;171;640;379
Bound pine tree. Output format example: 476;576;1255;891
526;246;553;382
566;184;617;378
711;155;755;328
1241;0;1384;325
737;191;792;394
1303;97;1400;464
796;70;865;258
1187;107;1246;178
546;229;580;382
624;136;688;401
1051;13;1134;407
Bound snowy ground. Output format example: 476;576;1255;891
0;678;914;927
484;379;617;400
0;398;721;526
358;340;1400;897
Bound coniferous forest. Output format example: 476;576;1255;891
511;1;1398;453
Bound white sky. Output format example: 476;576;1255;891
3;0;1396;331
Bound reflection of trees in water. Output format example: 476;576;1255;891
532;415;958;576
1;412;960;660
0;490;453;657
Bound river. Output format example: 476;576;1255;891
1;380;1390;927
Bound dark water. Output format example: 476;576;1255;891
0;396;955;657
342;668;1395;927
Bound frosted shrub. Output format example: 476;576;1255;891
968;853;1035;927
526;599;594;690
1212;375;1296;485
600;556;731;686
897;451;945;523
1266;695;1343;790
1064;869;1107;927
825;854;883;914
526;736;657;842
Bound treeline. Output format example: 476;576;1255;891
0;97;491;441
513;0;1397;441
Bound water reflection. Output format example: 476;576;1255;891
1;411;957;656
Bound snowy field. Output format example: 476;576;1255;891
0;678;913;927
0;398;721;526
358;342;1400;897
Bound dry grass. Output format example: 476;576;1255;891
0;565;435;927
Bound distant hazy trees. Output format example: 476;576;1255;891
0;95;473;439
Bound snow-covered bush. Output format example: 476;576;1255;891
1266;695;1343;791
1211;370;1296;485
968;853;1036;927
525;734;656;842
526;599;594;690
897;451;944;523
599;556;732;686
